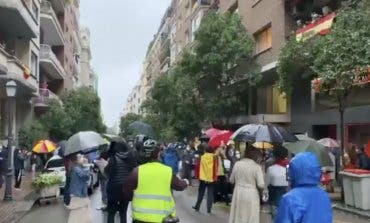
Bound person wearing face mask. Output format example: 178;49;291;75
67;154;92;223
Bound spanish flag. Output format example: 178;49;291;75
199;153;218;183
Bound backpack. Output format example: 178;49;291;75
163;150;179;174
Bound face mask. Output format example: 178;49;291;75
236;151;240;159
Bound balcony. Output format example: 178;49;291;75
34;88;60;110
41;0;65;46
0;45;7;75
192;0;212;12
40;44;65;80
0;0;38;39
48;0;65;13
0;44;38;93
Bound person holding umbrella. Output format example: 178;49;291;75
266;146;289;219
68;153;92;223
228;145;265;223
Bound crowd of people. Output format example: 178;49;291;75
0;133;343;223
62;136;189;223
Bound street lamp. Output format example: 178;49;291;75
3;80;17;201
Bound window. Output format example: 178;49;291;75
256;86;287;114
31;51;38;78
255;26;272;54
31;1;39;21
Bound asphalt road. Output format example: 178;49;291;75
19;186;369;223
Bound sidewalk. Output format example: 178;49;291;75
0;173;38;223
332;202;370;220
328;188;370;220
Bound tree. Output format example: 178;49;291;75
119;113;142;138
311;1;370;156
277;1;370;157
193;11;259;120
143;12;258;139
39;100;73;141
18;120;48;150
61;87;106;134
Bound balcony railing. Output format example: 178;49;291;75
40;44;65;79
41;0;65;44
34;88;60;107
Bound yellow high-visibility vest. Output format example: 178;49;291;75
132;162;175;223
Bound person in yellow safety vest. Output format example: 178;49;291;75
124;139;189;223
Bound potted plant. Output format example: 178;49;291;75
32;173;62;199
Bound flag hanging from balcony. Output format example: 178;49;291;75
296;13;335;42
22;65;31;80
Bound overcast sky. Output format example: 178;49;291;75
80;0;170;128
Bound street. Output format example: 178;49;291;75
19;186;370;223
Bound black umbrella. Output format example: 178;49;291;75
231;123;298;144
129;121;154;137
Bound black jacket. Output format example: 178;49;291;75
105;149;137;185
14;149;25;171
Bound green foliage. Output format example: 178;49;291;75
39;100;73;141
311;2;370;96
61;87;106;134
119;113;143;137
18;87;106;146
32;173;62;189
277;1;370;99
276;36;321;93
18;120;48;150
143;12;257;140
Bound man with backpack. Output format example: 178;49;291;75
161;143;180;176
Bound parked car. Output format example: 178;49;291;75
44;155;99;194
84;162;99;194
44;155;66;189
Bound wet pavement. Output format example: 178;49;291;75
18;186;370;223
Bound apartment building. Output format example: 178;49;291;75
0;0;41;139
124;0;215;115
124;84;141;115
79;27;91;87
34;0;82;113
89;69;98;92
219;0;370;145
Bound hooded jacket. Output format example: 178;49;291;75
274;152;332;223
105;142;137;185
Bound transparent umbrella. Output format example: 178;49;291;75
65;131;108;156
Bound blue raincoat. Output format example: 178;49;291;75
274;152;332;223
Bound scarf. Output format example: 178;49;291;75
275;158;289;167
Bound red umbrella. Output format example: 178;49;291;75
204;128;222;138
208;130;233;149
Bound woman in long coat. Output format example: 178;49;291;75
229;146;265;223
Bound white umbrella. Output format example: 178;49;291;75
317;138;340;148
65;131;108;156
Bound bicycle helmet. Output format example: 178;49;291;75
142;139;160;158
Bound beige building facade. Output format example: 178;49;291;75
124;0;216;116
0;0;41;140
0;0;93;142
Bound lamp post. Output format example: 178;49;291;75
3;80;17;201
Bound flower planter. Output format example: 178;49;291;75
39;184;60;199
